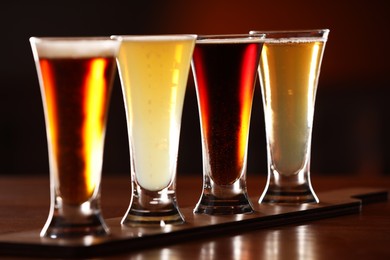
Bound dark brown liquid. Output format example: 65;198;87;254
192;41;263;185
39;57;116;204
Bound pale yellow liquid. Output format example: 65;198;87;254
259;39;325;176
117;37;195;191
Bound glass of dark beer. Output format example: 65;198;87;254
191;34;264;215
30;37;119;238
250;29;329;204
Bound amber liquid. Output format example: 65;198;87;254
259;40;325;175
192;41;263;185
39;57;116;204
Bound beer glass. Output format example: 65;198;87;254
112;35;196;225
191;34;265;215
30;37;119;238
250;29;329;204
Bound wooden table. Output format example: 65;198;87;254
0;174;389;259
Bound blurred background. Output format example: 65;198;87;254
0;0;389;177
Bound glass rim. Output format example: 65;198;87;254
29;36;116;43
29;36;119;59
110;34;197;42
196;33;265;43
249;29;329;41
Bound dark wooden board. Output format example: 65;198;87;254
0;188;388;258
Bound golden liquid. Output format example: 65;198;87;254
117;37;195;191
259;39;325;175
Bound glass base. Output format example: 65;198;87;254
40;200;109;238
194;175;254;215
259;171;319;204
121;207;185;226
194;193;254;215
121;184;185;226
259;187;319;204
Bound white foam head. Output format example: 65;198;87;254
249;30;329;43
111;34;197;42
264;37;327;44
30;37;120;59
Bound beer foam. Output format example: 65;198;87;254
265;37;327;44
196;35;264;44
111;34;197;42
30;37;119;58
249;30;329;44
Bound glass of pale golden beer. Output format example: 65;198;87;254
112;35;196;226
30;37;119;238
191;34;265;215
250;29;329;204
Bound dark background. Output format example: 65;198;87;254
0;0;389;177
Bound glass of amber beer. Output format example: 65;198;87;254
191;34;264;215
112;35;196;226
250;29;329;204
30;37;119;238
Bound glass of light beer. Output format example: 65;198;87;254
30;37;119;238
191;34;265;215
250;29;329;204
112;35;196;226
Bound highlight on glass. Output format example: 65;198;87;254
250;29;330;204
191;34;265;215
112;35;196;226
30;37;119;238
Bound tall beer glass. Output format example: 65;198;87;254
191;34;264;215
30;37;119;238
112;35;196;225
250;29;329;204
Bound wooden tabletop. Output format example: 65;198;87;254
0;174;389;259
